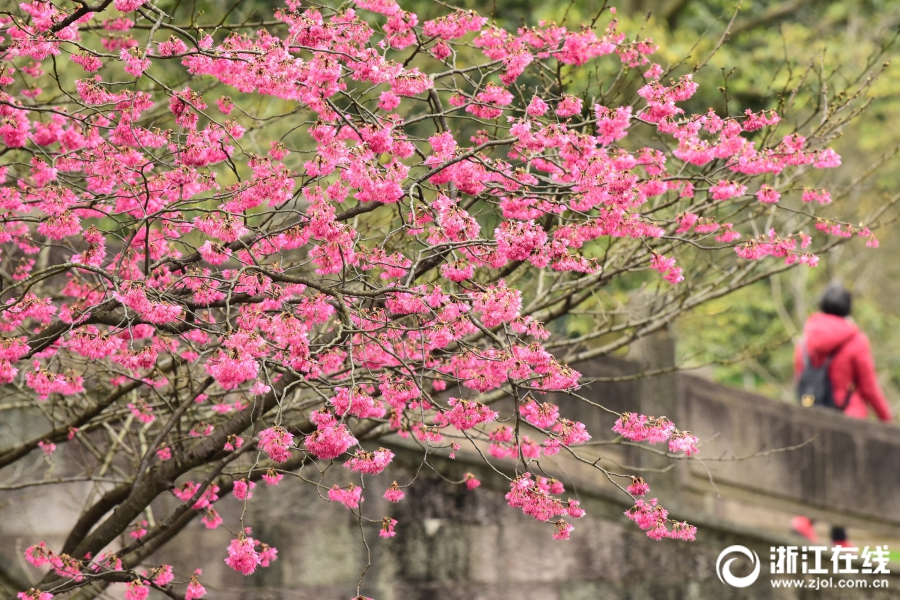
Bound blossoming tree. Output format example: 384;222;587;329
0;0;881;598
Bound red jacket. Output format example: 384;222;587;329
794;313;893;422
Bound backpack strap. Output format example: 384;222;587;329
800;337;811;369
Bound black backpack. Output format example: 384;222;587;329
796;339;849;409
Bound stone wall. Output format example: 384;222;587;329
145;452;900;599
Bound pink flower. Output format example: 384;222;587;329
650;254;684;285
224;537;260;576
201;509;223;529
129;520;148;539
120;48;150;76
262;469;283;486
0;337;30;361
185;575;206;600
124;580;149;600
520;401;559;429
552;419;591;446
440;398;497;430
233;479;256;501
709;179;747;201
668;431;699;456
304;423;358;460
172;481;219;509
198;240;232;265
716;223;742;243
378;91;401;111
802;188;832;204
18;592;53;600
379;517;397;538
224;435;244;452
383;481;405;502
391;69;433;97
644;63;663;79
566;499;586;518
24;543;52;568
216;96;233;114
328;484;363;509
205;351;258;389
756;185;780;204
526;96;548;117
613;412;675;443
344;447;394;474
258;544;278;567
464;473;481;490
555;95;583;118
625;498;697;541
128;401;155;424
472;282;522;327
466;83;513;119
627;477;650;496
329;387;386;419
676;213;698;234
505;474;569;525
423;10;486;39
814;148;841;168
152;565;174;587
115;0;146;11
38;440;56;456
670;521;697;541
440;260;474;282
429;41;451;60
259;426;294;463
553;520;574;540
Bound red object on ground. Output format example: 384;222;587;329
791;516;818;542
794;312;893;422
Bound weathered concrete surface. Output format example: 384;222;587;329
680;373;900;532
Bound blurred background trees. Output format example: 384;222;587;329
479;0;900;406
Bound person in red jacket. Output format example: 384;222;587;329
791;282;893;545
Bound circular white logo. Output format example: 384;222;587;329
716;545;761;588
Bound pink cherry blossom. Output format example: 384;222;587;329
124;580;149;600
233;479;256;501
379;517;398;538
185;571;207;599
343;448;394;474
383;481;406;502
328;483;363;509
259;426;294;463
225;537;260;576
0;0;859;578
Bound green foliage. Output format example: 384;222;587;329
581;0;900;405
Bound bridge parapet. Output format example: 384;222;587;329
558;350;900;540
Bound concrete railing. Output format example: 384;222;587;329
560;340;900;538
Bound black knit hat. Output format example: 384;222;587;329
820;281;852;317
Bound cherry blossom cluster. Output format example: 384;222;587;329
505;474;585;539
625;498;697;541
613;412;699;456
24;542;205;598
0;0;868;595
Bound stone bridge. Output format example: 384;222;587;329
3;335;900;599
